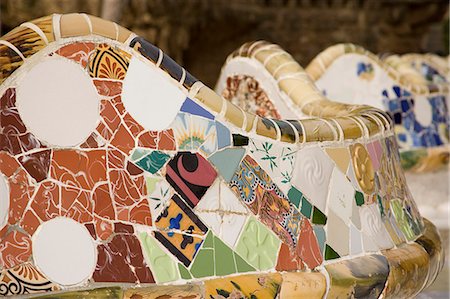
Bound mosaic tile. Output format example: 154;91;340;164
249;139;297;194
146;176;173;221
326;168;355;224
32;217;97;286
122;56;185;131
297;218;323;269
359;204;394;250
166;152;217;208
89;43;130;80
0;230;32;269
208;148;245;182
325;210;349;257
324;244;341;260
195;180;249;248
313;225;326;254
135;150;170;174
325;254;389;299
180;97;214;120
191;116;217;156
215;121;231;149
139;232;180;283
0;262;59;296
232;134;249;146
275;242;304;271
280;272;327;298
124;285;202;299
55;42;96;68
94;226;154;283
235;217;280;271
350;223;364;255
292;147;334;212
204;273;282;299
230;155;300;246
154;194;208;267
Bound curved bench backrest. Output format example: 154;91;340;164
0;15;439;298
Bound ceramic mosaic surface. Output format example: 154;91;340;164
218;43;450;172
0;14;444;298
306;44;450;172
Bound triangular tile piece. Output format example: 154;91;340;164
190;249;214;278
234;252;255;273
324;244;340;260
213;236;237;276
203;231;214;249
216;121;231;149
178;263;191;280
208;148;245;182
180;97;214;120
325;147;350;174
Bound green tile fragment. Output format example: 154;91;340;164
190;249;214;278
300;197;312;218
208;148;245;182
203;231;214;248
136;151;170;174
130;148;150;162
355;191;365;206
325;244;340;260
235;217;280;270
234;252;255;273
312;207;327;225
214;236;236;276
178;263;192;280
377;194;385;217
287;187;302;208
139;232;180;283
313;225;326;254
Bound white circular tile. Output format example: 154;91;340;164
122;56;185;131
32;217;97;286
0;174;9;230
16;58;100;147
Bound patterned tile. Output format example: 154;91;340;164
235;217;280;271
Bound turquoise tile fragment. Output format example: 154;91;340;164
208;148;245;182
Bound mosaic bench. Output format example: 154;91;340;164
0;14;445;298
394;53;449;86
304;44;449;172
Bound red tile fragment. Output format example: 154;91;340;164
158;129;176;151
110;124;135;155
55;42;96;68
8;169;34;224
129;199;152;226
93;233;154;283
31;181;60;222
275;243;304;271
19;209;41;235
0;230;32;269
92;183;116;220
94;216;114;241
296;218;323;269
93;80;122;97
18;149;51;182
137;131;158;149
50;149;107;190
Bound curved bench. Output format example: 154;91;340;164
0;14;444;298
304;44;449;172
